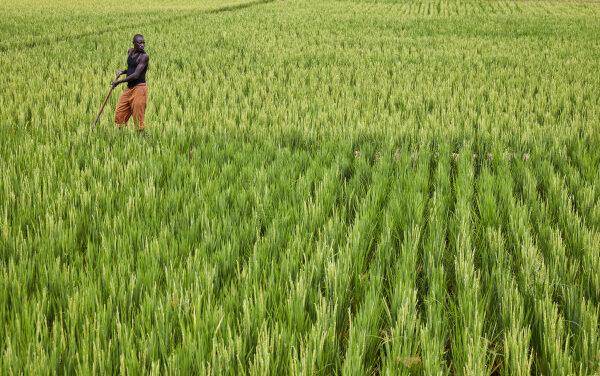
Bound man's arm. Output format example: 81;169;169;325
112;54;148;87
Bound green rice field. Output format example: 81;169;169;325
1;0;600;374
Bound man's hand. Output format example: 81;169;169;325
113;70;124;86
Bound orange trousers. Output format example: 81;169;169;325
115;83;148;130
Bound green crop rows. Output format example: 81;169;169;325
1;0;600;374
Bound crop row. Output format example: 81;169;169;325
3;130;600;373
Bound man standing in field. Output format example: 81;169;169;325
112;34;149;135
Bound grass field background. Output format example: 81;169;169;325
1;0;600;374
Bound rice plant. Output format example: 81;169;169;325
2;0;600;373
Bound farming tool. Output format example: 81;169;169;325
90;72;120;132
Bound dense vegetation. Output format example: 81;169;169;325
1;0;600;374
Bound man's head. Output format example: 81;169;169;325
133;34;145;52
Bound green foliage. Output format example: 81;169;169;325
2;0;600;374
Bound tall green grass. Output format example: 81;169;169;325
2;0;600;373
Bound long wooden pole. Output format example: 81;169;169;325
90;85;115;132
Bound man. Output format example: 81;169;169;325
112;34;149;134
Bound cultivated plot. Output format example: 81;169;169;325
1;0;600;374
